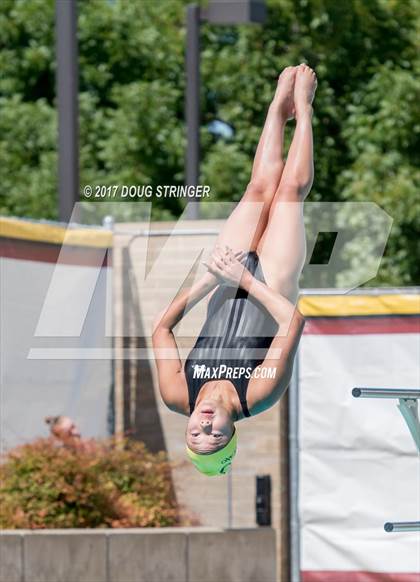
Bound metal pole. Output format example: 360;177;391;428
56;0;79;223
185;4;201;220
103;216;115;436
352;388;420;399
289;350;301;582
384;521;420;533
227;469;233;528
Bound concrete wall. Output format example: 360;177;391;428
113;221;290;581
0;527;276;582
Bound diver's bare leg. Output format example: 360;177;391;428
212;67;296;254
257;64;317;302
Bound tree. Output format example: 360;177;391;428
0;0;418;284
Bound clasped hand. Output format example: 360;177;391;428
203;245;252;287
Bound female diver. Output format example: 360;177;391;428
152;63;317;476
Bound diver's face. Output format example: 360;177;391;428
186;400;234;453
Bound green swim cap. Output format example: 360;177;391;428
185;428;237;477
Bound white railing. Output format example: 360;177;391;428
353;386;420;533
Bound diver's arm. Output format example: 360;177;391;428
205;245;299;325
246;309;305;414
154;246;246;333
240;271;300;327
152;271;218;333
242;276;305;413
241;274;293;323
151;326;188;411
203;244;306;413
151;272;218;409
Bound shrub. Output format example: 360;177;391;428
0;436;199;529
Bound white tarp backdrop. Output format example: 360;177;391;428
1;218;113;451
298;295;420;580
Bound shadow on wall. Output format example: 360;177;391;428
122;245;166;453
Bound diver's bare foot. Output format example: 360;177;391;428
273;66;297;120
294;63;317;118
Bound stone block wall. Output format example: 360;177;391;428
0;528;276;582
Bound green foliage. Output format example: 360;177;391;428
0;95;57;217
0;0;418;283
0;437;197;529
339;61;420;285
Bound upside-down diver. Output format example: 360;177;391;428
153;63;317;476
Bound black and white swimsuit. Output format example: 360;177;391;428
184;251;278;416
